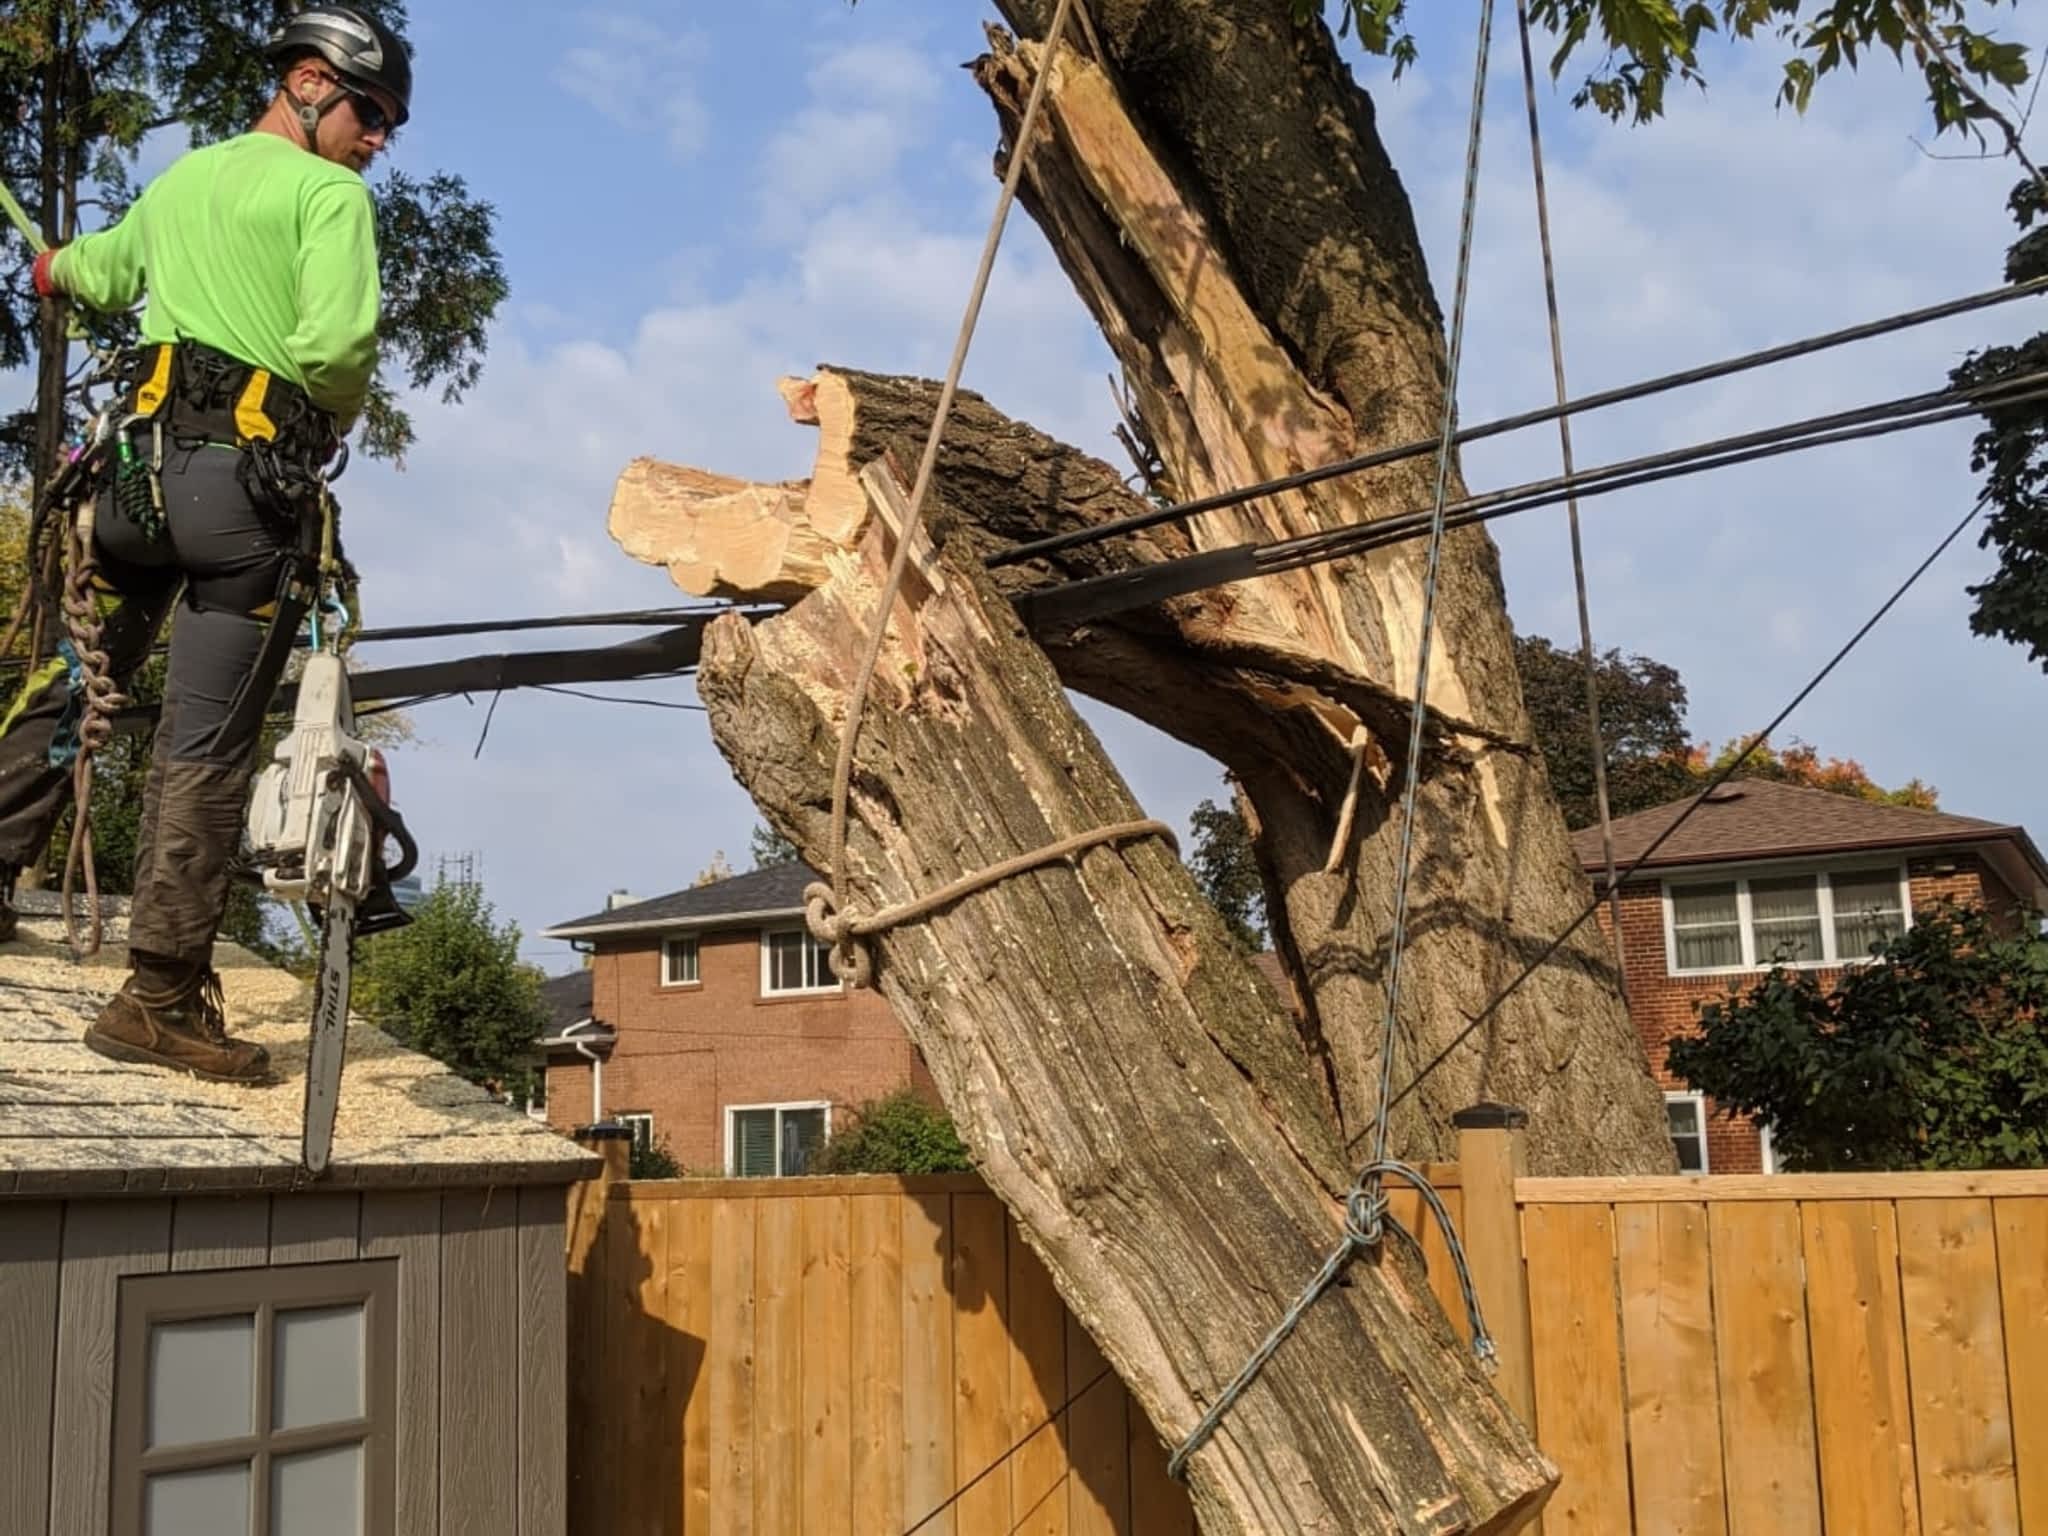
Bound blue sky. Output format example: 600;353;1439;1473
16;1;2048;969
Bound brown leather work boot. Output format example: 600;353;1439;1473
84;965;272;1085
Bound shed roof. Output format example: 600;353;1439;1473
544;861;815;940
0;895;598;1197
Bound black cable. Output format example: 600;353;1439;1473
1016;368;2048;628
351;603;772;644
987;275;2048;569
530;683;706;711
901;1364;1116;1535
1360;491;1990;1144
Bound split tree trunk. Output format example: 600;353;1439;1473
693;495;1552;1533
618;3;1674;1176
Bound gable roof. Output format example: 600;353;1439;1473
0;895;597;1197
1570;780;2048;902
544;861;816;940
539;968;594;1034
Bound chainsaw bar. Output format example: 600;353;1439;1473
302;888;356;1176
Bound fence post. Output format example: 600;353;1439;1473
1453;1103;1536;1427
567;1124;631;1535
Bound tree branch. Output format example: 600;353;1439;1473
1904;3;2048;199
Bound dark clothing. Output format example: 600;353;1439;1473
0;440;312;964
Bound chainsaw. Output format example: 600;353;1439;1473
243;650;417;1175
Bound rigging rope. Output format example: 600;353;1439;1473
1515;0;1626;995
810;0;1104;987
1168;0;1503;1479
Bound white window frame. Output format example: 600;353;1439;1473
759;926;841;997
1660;860;1912;977
616;1112;655;1157
724;1100;832;1177
660;933;700;988
1665;1091;1710;1176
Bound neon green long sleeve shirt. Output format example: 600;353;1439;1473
53;132;381;425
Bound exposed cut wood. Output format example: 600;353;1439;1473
690;500;1552;1532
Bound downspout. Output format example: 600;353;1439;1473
563;1018;606;1122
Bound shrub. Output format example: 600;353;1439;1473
814;1090;973;1175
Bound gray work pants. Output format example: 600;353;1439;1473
0;442;311;965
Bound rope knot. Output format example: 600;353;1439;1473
802;881;873;988
1344;1183;1388;1248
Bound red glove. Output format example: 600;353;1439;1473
31;248;59;298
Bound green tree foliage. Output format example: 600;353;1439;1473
1667;902;2048;1170
351;879;548;1093
812;1089;974;1175
1514;634;1697;829
1953;179;2048;671
1304;0;2030;136
1188;794;1266;950
630;1132;682;1180
748;821;800;868
0;0;507;476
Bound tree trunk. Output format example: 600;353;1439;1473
693;490;1552;1533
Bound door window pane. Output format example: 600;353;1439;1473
1831;867;1906;958
735;1109;777;1176
271;1443;364;1536
1750;875;1823;964
148;1315;254;1449
779;1109;825;1175
273;1305;364;1431
1670;882;1741;970
145;1461;250;1535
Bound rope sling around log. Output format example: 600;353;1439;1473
804;0;1185;987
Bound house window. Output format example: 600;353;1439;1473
617;1112;655;1157
111;1261;397;1536
728;1102;829;1177
1664;865;1908;975
661;934;699;987
762;927;837;995
1666;1093;1709;1174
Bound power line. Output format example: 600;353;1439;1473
1015;367;2048;629
1363;490;1990;1144
988;275;2047;570
351;603;771;644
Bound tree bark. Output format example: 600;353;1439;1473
693;491;1553;1533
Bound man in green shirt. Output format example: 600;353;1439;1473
0;6;411;1084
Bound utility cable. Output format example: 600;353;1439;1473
987;276;2048;570
1516;0;1627;998
1372;491;1991;1136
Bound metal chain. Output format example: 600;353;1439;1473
59;504;129;957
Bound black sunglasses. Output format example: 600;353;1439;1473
315;71;392;133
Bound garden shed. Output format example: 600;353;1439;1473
0;892;598;1536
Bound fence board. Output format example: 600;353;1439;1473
573;1164;2048;1536
1803;1199;1921;1536
850;1193;906;1532
1617;1201;1727;1535
1524;1201;1630;1535
802;1196;852;1536
664;1197;714;1534
755;1195;805;1534
1996;1197;2048;1535
901;1191;955;1536
1067;1313;1132;1536
1898;1198;2021;1536
709;1198;758;1534
952;1191;1013;1535
1706;1202;1821;1536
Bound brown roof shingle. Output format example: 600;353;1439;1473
1570;780;2045;887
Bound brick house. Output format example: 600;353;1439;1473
1573;780;2048;1174
538;864;934;1175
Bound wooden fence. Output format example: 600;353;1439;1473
565;1126;2048;1534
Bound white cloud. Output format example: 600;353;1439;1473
555;13;709;161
